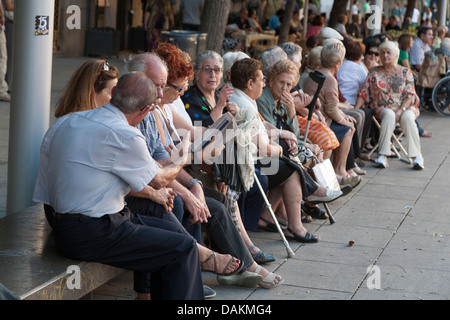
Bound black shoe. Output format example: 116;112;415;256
285;228;319;243
303;205;327;220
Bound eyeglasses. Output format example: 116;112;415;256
140;103;156;112
201;66;223;75
167;81;184;93
367;51;379;57
155;85;171;93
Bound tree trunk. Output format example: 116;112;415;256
402;0;416;28
200;0;231;53
328;0;350;28
278;0;296;44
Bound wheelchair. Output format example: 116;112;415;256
431;71;450;116
416;49;450;117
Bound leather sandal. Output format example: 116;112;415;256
303;205;327;220
301;209;313;223
258;217;278;233
285;228;319;243
253;265;284;289
201;252;240;275
248;245;276;264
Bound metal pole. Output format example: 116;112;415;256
437;0;448;28
369;0;383;36
7;0;55;215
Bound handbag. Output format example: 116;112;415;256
310;158;340;192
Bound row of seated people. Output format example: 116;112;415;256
34;44;345;300
33;25;435;299
301;27;429;170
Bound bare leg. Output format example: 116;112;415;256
198;244;240;275
334;129;353;179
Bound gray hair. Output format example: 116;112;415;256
307;46;323;70
260;46;288;74
280;42;303;61
222;51;250;82
110;72;157;114
321;39;346;68
194;50;223;79
379;41;400;59
126;52;168;75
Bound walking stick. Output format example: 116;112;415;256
302;71;336;225
253;172;295;258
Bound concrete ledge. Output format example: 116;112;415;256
0;205;123;300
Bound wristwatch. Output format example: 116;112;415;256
187;179;203;190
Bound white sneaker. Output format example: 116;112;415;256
375;155;388;168
306;188;343;204
413;155;424;170
0;93;11;102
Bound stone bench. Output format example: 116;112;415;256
0;205;124;300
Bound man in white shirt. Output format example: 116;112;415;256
33;72;204;300
410;26;434;71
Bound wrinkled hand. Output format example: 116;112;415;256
226;101;239;115
152;188;177;213
184;191;210;224
217;83;234;109
280;91;296;116
293;91;312;111
305;143;320;156
281;130;298;154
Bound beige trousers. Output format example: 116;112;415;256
0;28;8;95
378;108;421;158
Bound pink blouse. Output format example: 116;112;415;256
358;66;420;119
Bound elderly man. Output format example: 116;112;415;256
33;72;204;300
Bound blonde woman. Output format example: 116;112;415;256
54;60;119;118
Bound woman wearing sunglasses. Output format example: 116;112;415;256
360;36;380;75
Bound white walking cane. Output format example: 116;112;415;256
253;172;295;258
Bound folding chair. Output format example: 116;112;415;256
366;116;413;165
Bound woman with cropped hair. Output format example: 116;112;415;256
303;39;361;188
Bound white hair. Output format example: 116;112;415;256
260;46;288;73
379;41;400;59
321;39;346;68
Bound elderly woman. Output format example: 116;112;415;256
280;43;339;162
182;51;239;128
354;41;424;170
229;58;341;245
360;36;380;74
337;40;372;154
303;39;361;188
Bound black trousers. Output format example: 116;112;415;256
126;194;254;294
52;207;204;300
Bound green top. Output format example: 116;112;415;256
398;49;410;66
